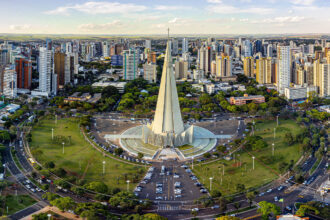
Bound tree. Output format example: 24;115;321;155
114;147;123;155
236;183;245;193
246;191;255;207
137;152;144;159
257;201;281;220
219;197;227;213
42;192;59;201
211;189;222;198
45;161;55;169
296;204;320;217
50;197;76;211
84;181;108;193
32;213;49;220
284;132;294;145
234;201;241;210
109;191;138;210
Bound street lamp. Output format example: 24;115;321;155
102;161;106;175
209;177;213;192
276;115;279;126
51;128;54;140
272;143;275;156
62;142;65;154
252;156;255;170
126;180;130;191
47;214;52;220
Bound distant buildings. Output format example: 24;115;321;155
216;55;232;78
102;41;110;58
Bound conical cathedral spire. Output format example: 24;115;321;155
152;41;184;135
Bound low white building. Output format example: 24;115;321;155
92;81;127;93
284;85;317;100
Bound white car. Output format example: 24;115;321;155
191;208;199;212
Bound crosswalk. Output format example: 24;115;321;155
157;205;182;211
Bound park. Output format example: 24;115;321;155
192;118;305;195
29;116;147;191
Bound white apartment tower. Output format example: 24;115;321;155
145;40;152;50
123;49;139;80
102;41;110;58
3;66;17;98
277;46;291;94
182;38;188;53
39;47;53;94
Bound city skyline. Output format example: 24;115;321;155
1;0;330;35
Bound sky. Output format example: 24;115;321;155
1;0;330;35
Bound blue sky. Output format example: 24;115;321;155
2;0;330;34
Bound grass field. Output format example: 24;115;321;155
30;117;147;191
4;195;36;215
192;119;303;196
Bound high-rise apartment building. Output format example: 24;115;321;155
145;40;151;50
320;64;330;97
198;45;212;74
15;57;32;89
243;57;254;77
102;41;110;58
172;39;179;55
143;63;157;83
39;47;54;94
182;38;188;53
3;66;17;98
123;49;139;80
175;60;188;79
277;46;291;94
216;55;232;77
256;57;272;84
54;52;65;88
267;44;273;57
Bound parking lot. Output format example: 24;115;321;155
135;160;206;202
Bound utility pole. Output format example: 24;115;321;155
209;177;213;192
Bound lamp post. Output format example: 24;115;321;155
223;164;225;176
272;143;275;156
209;177;213;192
62;142;65;154
103;161;106;175
126;180;130;191
252;156;255;170
253;120;255;136
277;115;279;126
47;214;52;220
274;127;276;139
51;128;54;140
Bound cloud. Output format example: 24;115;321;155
44;1;146;15
207;4;273;14
207;0;222;3
78;20;123;31
290;0;315;6
154;5;189;11
9;24;31;30
252;16;305;23
240;18;249;22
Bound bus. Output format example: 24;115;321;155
28;158;35;165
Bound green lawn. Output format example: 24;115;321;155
3;195;36;215
30;117;147;191
192;119;304;196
